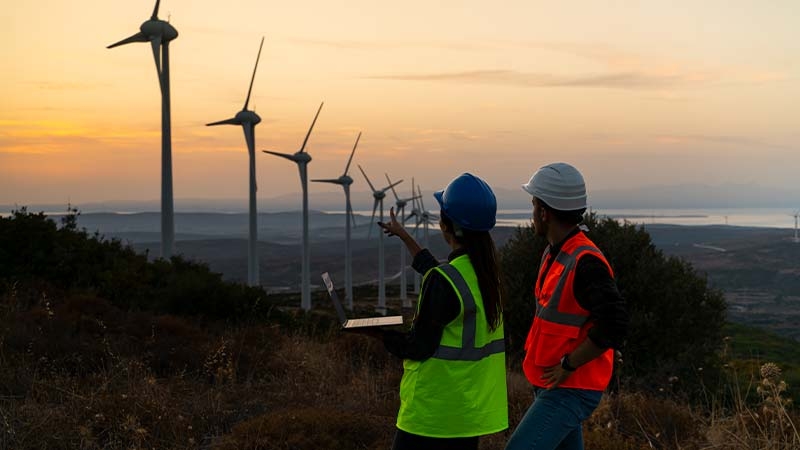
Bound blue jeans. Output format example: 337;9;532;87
505;387;602;450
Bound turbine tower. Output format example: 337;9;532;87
108;0;178;259
359;165;402;314
793;210;799;243
263;103;323;310
206;37;265;287
311;132;361;310
386;173;420;307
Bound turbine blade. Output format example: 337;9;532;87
386;174;400;201
262;150;297;162
310;178;341;184
299;102;324;153
385;179;403;193
150;36;162;75
417;185;426;210
358;165;376;192
343;132;360;175
368;201;378;239
345;193;357;228
206;117;239;126
107;32;148;49
151;0;161;19
299;166;307;188
244;37;265;111
243;124;255;155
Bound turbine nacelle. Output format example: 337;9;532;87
236;110;261;125
293;151;312;163
398;194;422;210
140;19;178;42
107;0;178;50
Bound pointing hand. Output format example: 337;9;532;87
378;207;406;238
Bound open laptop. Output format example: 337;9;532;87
321;272;403;328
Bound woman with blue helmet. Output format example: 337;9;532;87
376;172;508;450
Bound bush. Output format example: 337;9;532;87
499;215;728;395
0;209;272;321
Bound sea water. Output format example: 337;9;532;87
491;208;797;229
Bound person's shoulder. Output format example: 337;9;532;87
577;253;605;266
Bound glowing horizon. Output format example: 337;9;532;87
2;0;798;205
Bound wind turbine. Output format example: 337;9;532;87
792;211;799;243
416;184;438;250
359;165;402;314
263;103;323;311
206;37;265;287
108;0;178;259
386;173;420;307
311;132;361;310
404;178;424;294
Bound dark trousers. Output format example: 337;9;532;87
391;429;479;450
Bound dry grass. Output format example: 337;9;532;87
1;287;798;449
703;362;800;450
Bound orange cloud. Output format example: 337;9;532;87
0;119;161;155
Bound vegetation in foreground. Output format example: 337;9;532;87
1;209;798;449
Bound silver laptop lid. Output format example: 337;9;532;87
321;272;348;325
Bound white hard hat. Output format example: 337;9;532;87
521;162;587;211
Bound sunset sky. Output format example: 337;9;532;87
2;0;798;206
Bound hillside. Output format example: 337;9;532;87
2;210;798;449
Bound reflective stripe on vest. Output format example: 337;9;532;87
536;245;605;327
431;263;506;362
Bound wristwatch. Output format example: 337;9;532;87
560;354;577;372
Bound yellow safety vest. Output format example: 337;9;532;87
397;254;508;437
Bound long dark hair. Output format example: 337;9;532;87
441;213;504;331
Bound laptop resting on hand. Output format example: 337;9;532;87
321;272;403;328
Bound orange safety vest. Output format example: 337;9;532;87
522;231;615;391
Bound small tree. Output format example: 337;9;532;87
499;214;727;395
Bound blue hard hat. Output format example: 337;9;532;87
434;173;497;231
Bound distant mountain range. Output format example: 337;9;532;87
4;183;799;213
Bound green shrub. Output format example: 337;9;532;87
0;209;272;322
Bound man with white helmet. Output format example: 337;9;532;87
506;163;629;450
